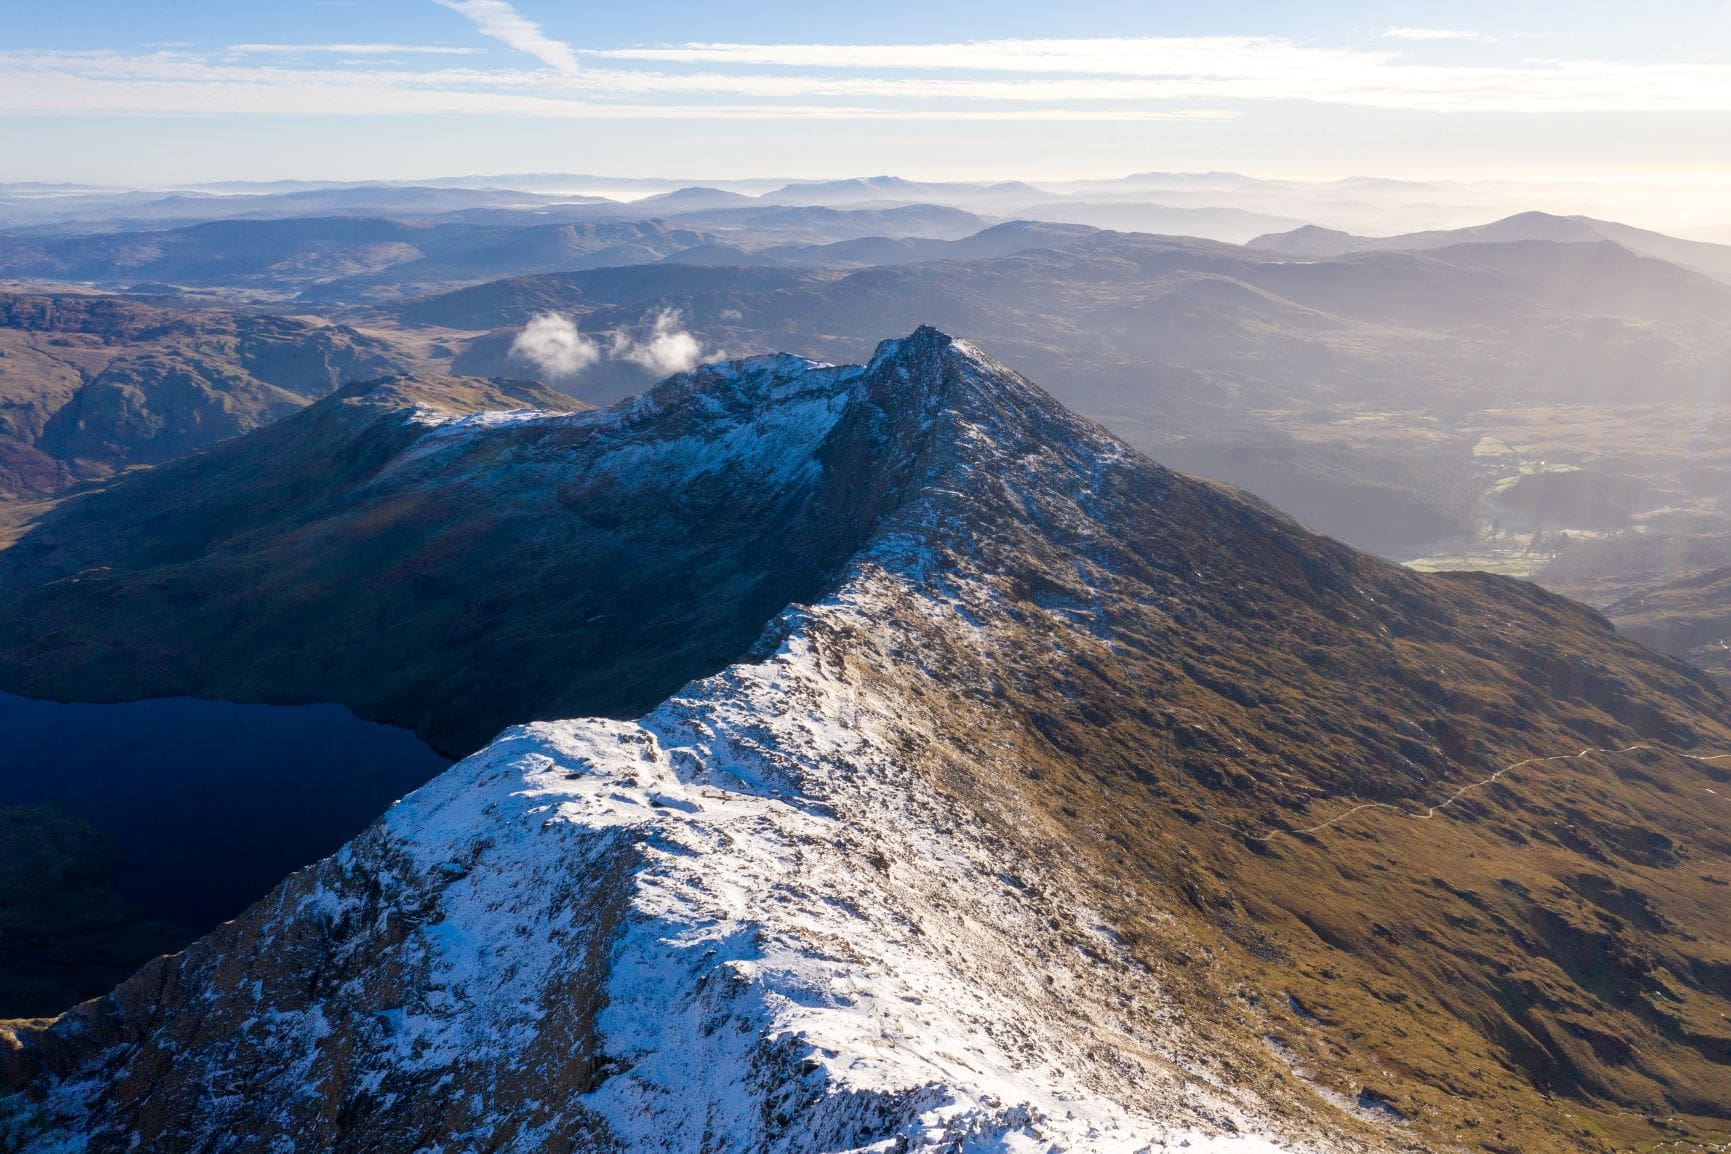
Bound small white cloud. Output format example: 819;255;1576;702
433;0;579;75
610;310;707;376
1383;28;1495;42
509;313;599;379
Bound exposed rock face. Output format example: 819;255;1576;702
4;330;1731;1152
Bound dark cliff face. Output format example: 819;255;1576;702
3;330;1731;1153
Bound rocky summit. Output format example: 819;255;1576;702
3;329;1731;1153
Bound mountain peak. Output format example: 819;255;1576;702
864;321;960;376
0;330;1105;753
4;335;1731;1152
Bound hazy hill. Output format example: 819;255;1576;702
1609;566;1731;685
0;183;611;231
631;185;760;210
653;202;986;242
1003;199;1306;243
0;216;437;288
764;175;1049;209
0;217;726;301
660;220;1103;270
0;206;996;303
1252;210;1731;285
296;220;719;302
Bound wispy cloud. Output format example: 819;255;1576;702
1383;28;1497;43
574;37;1731;113
583;37;1363;76
0;50;1239;119
227;43;482;56
6;37;1731;119
433;0;578;75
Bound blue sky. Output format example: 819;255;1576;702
3;1;1730;185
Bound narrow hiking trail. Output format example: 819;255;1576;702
1224;743;1731;846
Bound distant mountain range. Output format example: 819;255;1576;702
1252;210;1731;285
9;202;1731;594
16;168;1704;248
0;207;995;302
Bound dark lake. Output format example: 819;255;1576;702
0;692;451;933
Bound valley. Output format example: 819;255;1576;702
0;289;417;500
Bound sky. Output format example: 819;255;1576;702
3;1;1731;187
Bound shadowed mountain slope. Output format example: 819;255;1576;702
0;805;183;1021
0;362;901;757
2;331;1731;1151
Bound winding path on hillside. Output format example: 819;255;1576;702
1229;743;1731;845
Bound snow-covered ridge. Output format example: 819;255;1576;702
370;331;1112;523
4;587;1332;1151
344;592;1318;1152
0;329;1368;1153
402;352;852;437
382;352;866;492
